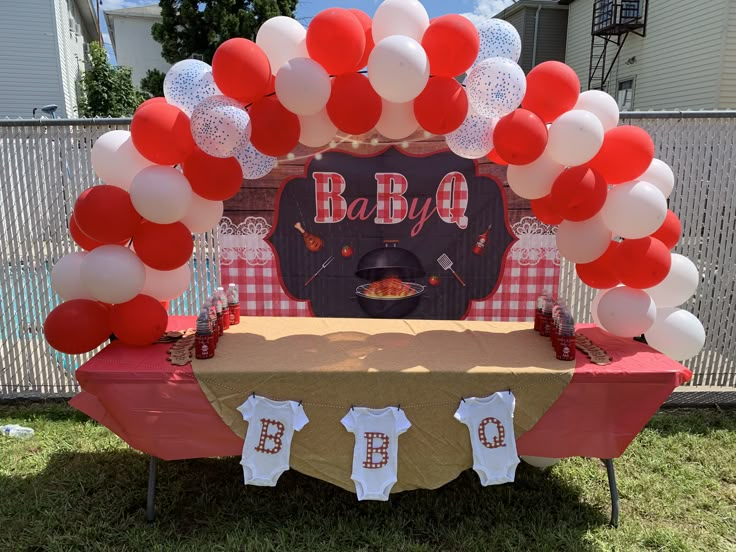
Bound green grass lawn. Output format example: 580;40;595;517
1;404;734;552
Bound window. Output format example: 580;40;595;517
617;79;634;110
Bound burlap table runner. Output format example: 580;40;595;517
192;317;575;493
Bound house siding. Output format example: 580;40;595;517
109;15;171;85
54;0;89;117
719;0;736;108
501;5;568;74
566;0;727;110
0;0;64;118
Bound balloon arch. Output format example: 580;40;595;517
45;0;705;362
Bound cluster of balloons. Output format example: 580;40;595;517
471;61;704;361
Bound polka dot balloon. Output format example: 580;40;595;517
445;108;497;159
190;95;252;158
474;19;522;64
466;56;526;119
163;59;221;116
234;142;277;180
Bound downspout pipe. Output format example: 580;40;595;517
531;4;542;67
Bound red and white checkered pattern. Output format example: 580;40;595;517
314;172;348;223
374;173;409;224
436;172;469;229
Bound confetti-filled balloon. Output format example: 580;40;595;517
163;60;221;116
234;142;277;180
473;18;522;65
190;95;251;158
445;109;496;159
465;57;526;119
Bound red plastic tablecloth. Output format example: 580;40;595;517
70;317;691;461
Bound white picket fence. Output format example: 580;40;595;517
0;113;734;397
0;119;219;397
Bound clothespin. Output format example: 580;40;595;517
298;399;303;407
461;397;466;403
351;405;355;411
397;404;401;411
251;391;256;398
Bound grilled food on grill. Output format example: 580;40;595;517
362;277;418;298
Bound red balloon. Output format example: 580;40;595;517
44;299;111;354
130;102;195;165
133;221;193;271
576;241;620;289
348;9;374;70
135;97;167;114
487;149;509;166
414;77;468;135
307;8;366;75
589;126;655;185
550;166;608;221
531;194;564;225
110;294;169;346
327;73;382;135
613;237;672;289
421;15;479;77
522;61;580;123
181;148;243;201
248;96;301;157
160;300;170;312
212;38;272;104
493;109;548;165
74;185;141;244
264;74;276;96
69;215;126;251
651;210;682;250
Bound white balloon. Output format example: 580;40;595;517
521;456;561;469
256;16;308;75
91;130;154;191
180;193;224;233
368;36;429;103
644;307;705;360
638;159;675;198
446;110;496;159
51;252;93;300
591;287;615;329
130;166;193;224
472;18;522;64
141;263;192;302
275;58;331;116
645;254;699;308
80;245;145;304
507;151;565;200
466;57;526;119
298;109;338;148
190;95;252;158
163;60;220;116
234;142;277;180
546;110;604;167
596;286;656;337
376;100;419;140
573;90;620;132
601;180;668;239
556;215;612;263
372;0;429;43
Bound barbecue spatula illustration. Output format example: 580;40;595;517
437;254;466;287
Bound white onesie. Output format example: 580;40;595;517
237;395;309;487
454;392;520;486
340;407;411;501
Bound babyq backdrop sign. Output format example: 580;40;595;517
268;147;515;319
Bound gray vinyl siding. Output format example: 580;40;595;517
719;0;736;108
565;0;728;110
0;0;65;118
503;5;568;74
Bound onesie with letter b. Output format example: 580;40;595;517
454;392;520;486
341;407;411;501
237;395;309;487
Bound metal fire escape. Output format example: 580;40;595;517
589;0;648;91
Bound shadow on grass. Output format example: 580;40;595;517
0;447;610;552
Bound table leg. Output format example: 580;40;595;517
146;456;157;523
602;458;619;528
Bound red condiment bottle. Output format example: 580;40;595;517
472;225;492;256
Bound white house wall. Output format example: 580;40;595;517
566;0;730;110
0;0;64;118
720;0;736;107
54;0;88;117
111;15;171;85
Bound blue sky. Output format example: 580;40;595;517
101;0;514;64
